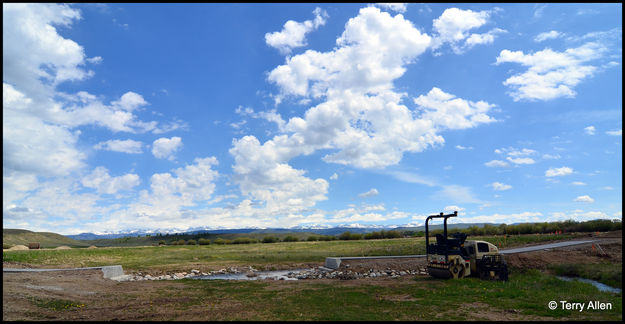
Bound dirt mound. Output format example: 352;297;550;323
88;245;98;249
55;246;71;250
7;245;29;251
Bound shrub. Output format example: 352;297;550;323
283;235;299;242
262;236;278;243
175;239;186;245
339;231;362;240
158;240;166;245
186;239;196;245
213;238;226;245
232;237;254;244
198;238;211;245
307;235;318;241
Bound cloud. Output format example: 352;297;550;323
114;157;220;224
545;166;573;177
86;56;103;64
542;153;561;160
358;188;379;198
94;139;144;154
374;3;407;13
430;8;504;54
460;211;543;224
494;147;537;165
506;157;535;165
491;182;512;191
605;129;622;136
432;185;482;204
534;30;562;42
329;173;338;180
574;195;594;203
152;136;183;160
265;7;328;55
495;42;612;101
571;181;586;186
455;145;473;150
484;160;509;168
551;209;609;222
264;7;495;170
584;125;596;135
81;167;140;194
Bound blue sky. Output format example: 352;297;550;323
3;3;622;235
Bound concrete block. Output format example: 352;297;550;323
101;265;124;279
324;257;342;269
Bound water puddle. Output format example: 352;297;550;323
194;269;310;281
557;276;621;293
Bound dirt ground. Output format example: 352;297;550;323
3;232;621;321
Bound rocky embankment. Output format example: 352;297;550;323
112;265;429;282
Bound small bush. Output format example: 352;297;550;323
158;240;166;245
175;239;186;245
262;236;278;243
232;237;254;244
186;239;197;245
283;235;299;242
198;238;211;245
339;232;362;240
307;235;318;241
213;238;226;245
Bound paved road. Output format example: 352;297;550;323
325;239;596;268
498;239;595;254
3;265;124;278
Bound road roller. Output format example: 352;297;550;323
425;211;508;280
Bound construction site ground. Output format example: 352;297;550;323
3;231;621;321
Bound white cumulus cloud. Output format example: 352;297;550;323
584;125;596;135
358;188;379;198
574;195;594;203
265;7;328;55
94;139;143;154
545;166;573;177
534;30;563;42
152;136;183;160
495;42;611;101
491;182;512;191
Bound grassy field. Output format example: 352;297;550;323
130;269;621;321
3;233;621;321
2;229;89;249
3;233;588;271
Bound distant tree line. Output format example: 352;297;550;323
154;219;620;246
426;219;622;237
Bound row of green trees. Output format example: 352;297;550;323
453;219;622;236
156;219;620;246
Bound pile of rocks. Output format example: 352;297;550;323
282;266;429;280
112;267;243;282
112;265;429;282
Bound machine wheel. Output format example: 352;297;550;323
451;262;464;279
498;265;509;281
478;267;489;280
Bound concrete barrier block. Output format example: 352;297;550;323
324;257;342;269
101;265;124;279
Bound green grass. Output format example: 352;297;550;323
2;238;423;270
549;263;622;289
28;297;86;311
2;233;593;271
175;269;621;321
3;229;89;248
